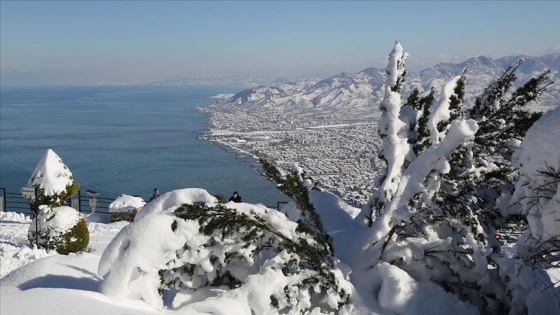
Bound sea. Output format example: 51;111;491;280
0;85;288;207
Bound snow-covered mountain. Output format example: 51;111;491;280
220;53;560;110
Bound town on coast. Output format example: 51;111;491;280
200;98;383;208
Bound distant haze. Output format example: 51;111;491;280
1;1;559;86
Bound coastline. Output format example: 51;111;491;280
0;86;289;208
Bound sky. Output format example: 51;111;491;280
1;1;559;85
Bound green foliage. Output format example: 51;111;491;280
259;158;334;256
213;194;226;203
54;218;89;255
27;181;80;208
407;87;435;156
270;295;279;308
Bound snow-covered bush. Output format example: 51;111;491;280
28;206;89;255
25;149;88;254
166;201;352;314
98;188;354;314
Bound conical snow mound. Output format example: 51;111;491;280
27;149;74;196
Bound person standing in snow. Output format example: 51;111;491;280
228;191;242;203
148;188;159;202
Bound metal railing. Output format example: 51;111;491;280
0;188;113;215
0;188;289;214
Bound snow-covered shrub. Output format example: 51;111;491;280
25;149;80;208
28;206;89;254
163;163;350;314
25;149;88;254
98;188;353;314
134;188;218;220
165;201;352;314
363;41;411;226
439;61;551;230
213;193;226;203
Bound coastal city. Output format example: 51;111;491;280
201;100;384;207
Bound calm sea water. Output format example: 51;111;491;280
0;85;287;205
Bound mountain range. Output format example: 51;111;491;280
219;53;560;111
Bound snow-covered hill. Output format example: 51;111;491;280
220;53;560;111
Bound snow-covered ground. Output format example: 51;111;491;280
0;211;145;315
0;192;365;315
2;179;560;314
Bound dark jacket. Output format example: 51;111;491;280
229;195;242;203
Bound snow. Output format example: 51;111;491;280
109;194;146;212
210;93;235;99
512;106;560;239
427;74;462;144
135;188;217;220
514;107;560;194
0;213;54;278
29;205;82;235
26;149;74;196
375;262;479;315
98;213;192;309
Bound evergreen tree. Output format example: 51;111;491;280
362;44;554;313
25;149;88;254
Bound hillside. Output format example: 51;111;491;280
220;53;560;111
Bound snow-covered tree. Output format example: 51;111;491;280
363;41;411;226
358;43;554;314
25;149;88;254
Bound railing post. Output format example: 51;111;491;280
78;190;82;213
0;188;5;212
276;201;288;211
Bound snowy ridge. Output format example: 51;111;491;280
219;53;560;111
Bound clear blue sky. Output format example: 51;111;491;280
1;1;559;85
